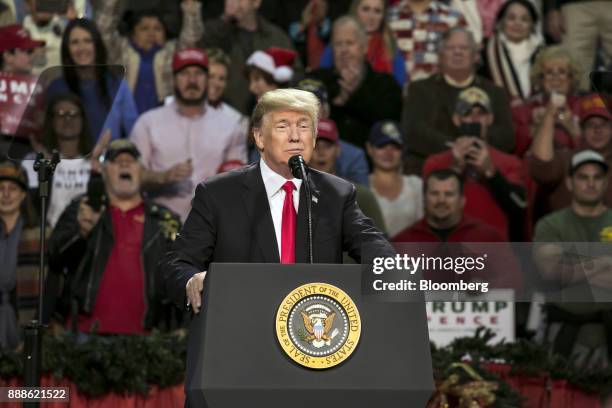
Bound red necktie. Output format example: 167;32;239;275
280;181;296;264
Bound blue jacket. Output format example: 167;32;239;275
47;75;138;143
337;140;370;187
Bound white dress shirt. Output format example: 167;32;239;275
260;159;302;257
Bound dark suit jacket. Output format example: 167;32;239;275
163;162;394;308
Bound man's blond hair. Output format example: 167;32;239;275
251;89;320;137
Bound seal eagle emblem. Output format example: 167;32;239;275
301;306;337;347
275;283;361;369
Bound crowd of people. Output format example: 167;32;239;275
0;0;611;382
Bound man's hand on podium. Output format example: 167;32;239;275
186;271;207;314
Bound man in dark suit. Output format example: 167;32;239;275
164;88;394;312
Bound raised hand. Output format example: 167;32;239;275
446;136;474;173
164;159;193;183
77;197;104;237
90;129;112;174
465;138;495;178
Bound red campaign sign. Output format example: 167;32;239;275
0;71;45;139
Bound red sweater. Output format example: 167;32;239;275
77;204;146;334
393;217;522;290
423;148;525;240
393;217;504;242
511;94;581;157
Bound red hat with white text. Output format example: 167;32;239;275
0;24;45;53
172;48;209;73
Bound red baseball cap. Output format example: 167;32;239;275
172;48;208;73
217;160;245;174
579;94;612;124
317;119;339;144
0;24;45;53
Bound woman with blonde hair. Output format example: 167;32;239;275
319;0;406;86
511;45;583;157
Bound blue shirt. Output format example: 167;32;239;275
336;140;370;187
132;42;161;114
47;74;139;143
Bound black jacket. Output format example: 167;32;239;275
163;162;395;309
46;197;181;331
308;64;402;148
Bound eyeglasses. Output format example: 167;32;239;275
543;69;570;78
53;110;82;119
9;48;35;55
583;121;612;131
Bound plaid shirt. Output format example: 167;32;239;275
389;0;466;81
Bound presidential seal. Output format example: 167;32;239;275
275;282;361;369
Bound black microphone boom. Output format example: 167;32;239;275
287;155;313;263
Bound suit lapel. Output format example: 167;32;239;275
242;163;280;263
295;175;320;263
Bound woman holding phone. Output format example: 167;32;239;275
512;46;583;157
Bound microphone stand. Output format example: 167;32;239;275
289;156;313;264
300;163;313;264
24;151;60;408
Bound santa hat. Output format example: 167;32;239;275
246;47;297;83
